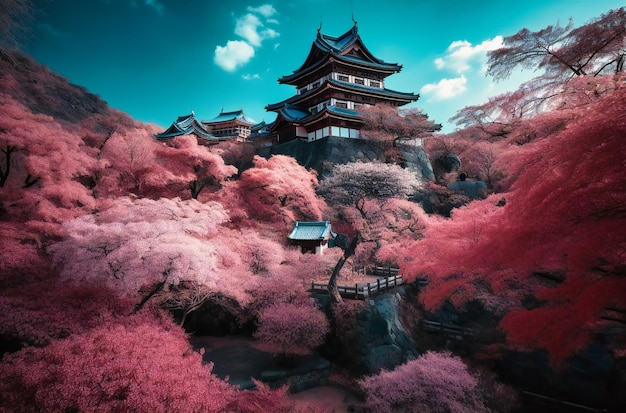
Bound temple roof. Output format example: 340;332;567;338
266;78;418;111
204;109;255;126
250;120;267;132
288;221;333;241
279;24;403;85
154;112;218;141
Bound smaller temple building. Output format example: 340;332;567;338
288;221;335;255
202;109;255;141
154;109;256;144
153;112;217;144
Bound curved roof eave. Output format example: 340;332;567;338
266;78;418;111
279;25;400;85
268;105;362;131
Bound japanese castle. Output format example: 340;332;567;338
155;22;418;147
258;22;418;144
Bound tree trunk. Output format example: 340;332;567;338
133;280;166;313
327;234;360;304
327;256;346;304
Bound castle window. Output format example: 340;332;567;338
369;80;381;88
354;78;365;85
338;74;349;82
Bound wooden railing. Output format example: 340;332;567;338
358;266;429;289
421;319;474;340
311;274;404;300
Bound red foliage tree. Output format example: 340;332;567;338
0;94;98;223
359;104;441;162
382;82;626;365
487;8;626;81
0;321;238;412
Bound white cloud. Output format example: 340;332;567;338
247;4;277;18
421;76;467;101
214;5;281;72
214;40;255;72
235;13;279;47
242;73;261;80
435;36;503;74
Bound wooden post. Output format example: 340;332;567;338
377;278;381;293
367;282;372;298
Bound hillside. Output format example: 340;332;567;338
1;39;625;412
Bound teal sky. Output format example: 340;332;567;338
25;0;624;132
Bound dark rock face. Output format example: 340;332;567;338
264;136;383;177
340;292;417;375
264;136;435;183
447;180;488;199
432;153;461;179
498;345;626;412
397;141;435;182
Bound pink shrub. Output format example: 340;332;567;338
255;301;329;356
360;352;488;413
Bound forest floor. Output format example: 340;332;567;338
190;336;364;412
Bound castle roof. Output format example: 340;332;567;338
279;24;403;85
266;104;361;133
266;78;418;111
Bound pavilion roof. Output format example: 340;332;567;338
154;112;218;141
288;221;334;241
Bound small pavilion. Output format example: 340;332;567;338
202;109;255;141
288;221;335;255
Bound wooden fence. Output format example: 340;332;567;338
311;274;404;300
421;319;474;340
363;266;429;289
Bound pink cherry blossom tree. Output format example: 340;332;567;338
254;301;329;361
226;155;326;227
360;352;490;413
0;320;238;412
48;197;230;305
318;161;422;302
